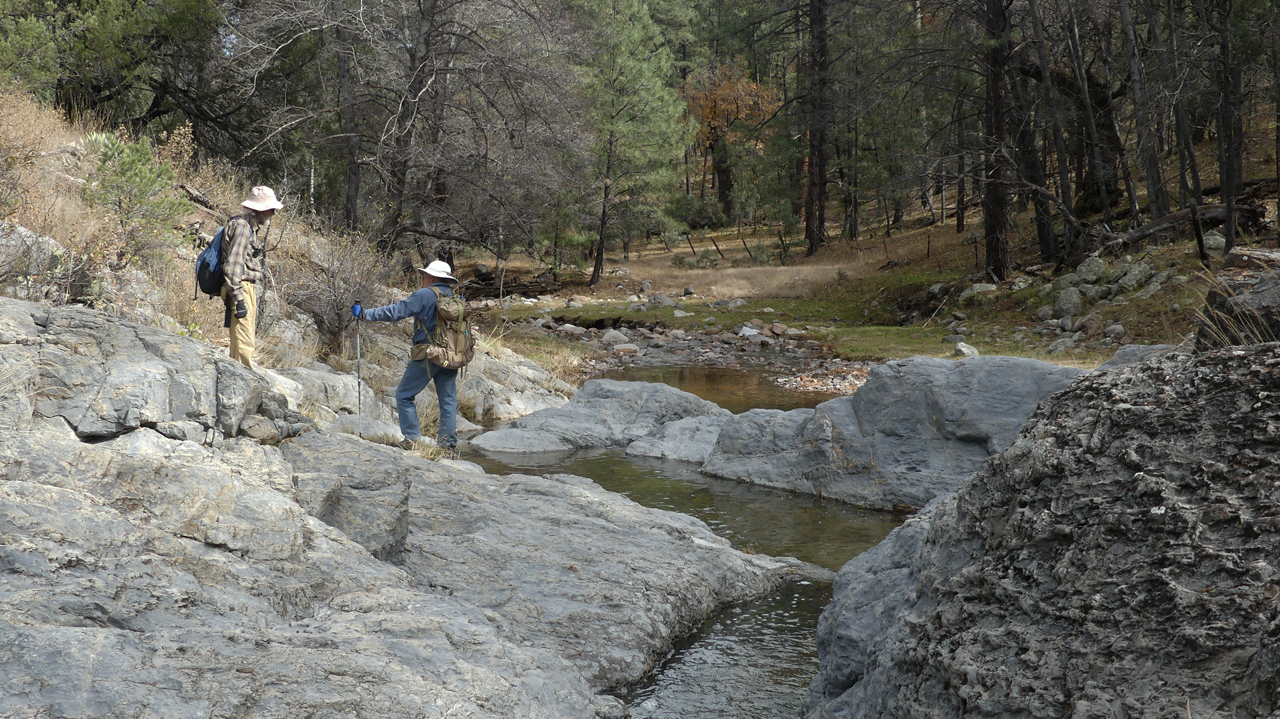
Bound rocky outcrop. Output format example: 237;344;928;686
803;344;1280;718
0;296;810;718
471;379;729;453
703;355;1084;511
0;297;313;441
458;347;575;423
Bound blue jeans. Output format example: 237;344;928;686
396;358;459;447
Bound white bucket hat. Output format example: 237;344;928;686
242;186;284;211
418;260;457;281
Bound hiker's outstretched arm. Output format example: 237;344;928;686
360;290;431;323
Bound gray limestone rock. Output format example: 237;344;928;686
0;297;316;440
1116;261;1154;291
1075;255;1107;283
803;344;1280;719
1096;343;1180;371
702;355;1084;511
626;414;732;463
601;329;630;344
1054;286;1083;319
458;348;573;424
471;379;729;454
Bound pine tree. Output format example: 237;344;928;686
578;0;692;286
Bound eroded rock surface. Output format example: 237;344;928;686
804;344;1280;718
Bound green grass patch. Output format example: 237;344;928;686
824;326;952;361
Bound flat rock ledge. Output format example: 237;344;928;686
0;298;813;719
803;343;1280;718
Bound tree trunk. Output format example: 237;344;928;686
1028;0;1075;260
982;0;1012;281
804;0;830;256
336;28;361;232
591;132;616;287
1120;0;1170;220
1011;75;1057;262
1067;6;1113;228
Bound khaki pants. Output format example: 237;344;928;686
222;282;257;369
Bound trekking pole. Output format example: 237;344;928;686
355;303;362;417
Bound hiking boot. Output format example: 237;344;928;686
440;446;459;460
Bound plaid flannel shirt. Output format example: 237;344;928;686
221;211;265;302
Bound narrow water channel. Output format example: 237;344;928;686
461;365;901;719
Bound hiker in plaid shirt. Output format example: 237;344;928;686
221;186;283;368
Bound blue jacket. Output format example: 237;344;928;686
361;283;454;344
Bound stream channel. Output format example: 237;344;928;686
461;365;902;718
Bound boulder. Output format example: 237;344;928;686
0;297;817;717
457;348;573;423
1197;252;1280;350
1054;286;1083;318
601;329;630;344
1116;261;1154;291
803;344;1280;719
702;355;1084;511
1075;255;1107;283
625;414;731;463
471;379;729;454
649;294;677;307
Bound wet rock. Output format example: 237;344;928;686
803;345;1280;719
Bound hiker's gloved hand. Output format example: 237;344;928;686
234;300;248;319
351;303;362;319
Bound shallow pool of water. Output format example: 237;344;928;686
600;364;842;414
461;365;899;718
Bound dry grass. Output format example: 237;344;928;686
483;324;598;383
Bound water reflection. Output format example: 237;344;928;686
463;447;899;571
600;365;841;414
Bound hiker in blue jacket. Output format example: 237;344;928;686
352;260;460;451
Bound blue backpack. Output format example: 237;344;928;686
194;227;225;298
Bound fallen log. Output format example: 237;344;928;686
1095;203;1265;253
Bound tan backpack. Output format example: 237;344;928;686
411;287;475;369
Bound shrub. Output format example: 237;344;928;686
694;249;718;268
83;135;191;270
671;254;693;268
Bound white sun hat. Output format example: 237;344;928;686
242;186;284;211
418;260;457;281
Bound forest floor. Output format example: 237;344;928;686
482;194;1274;386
